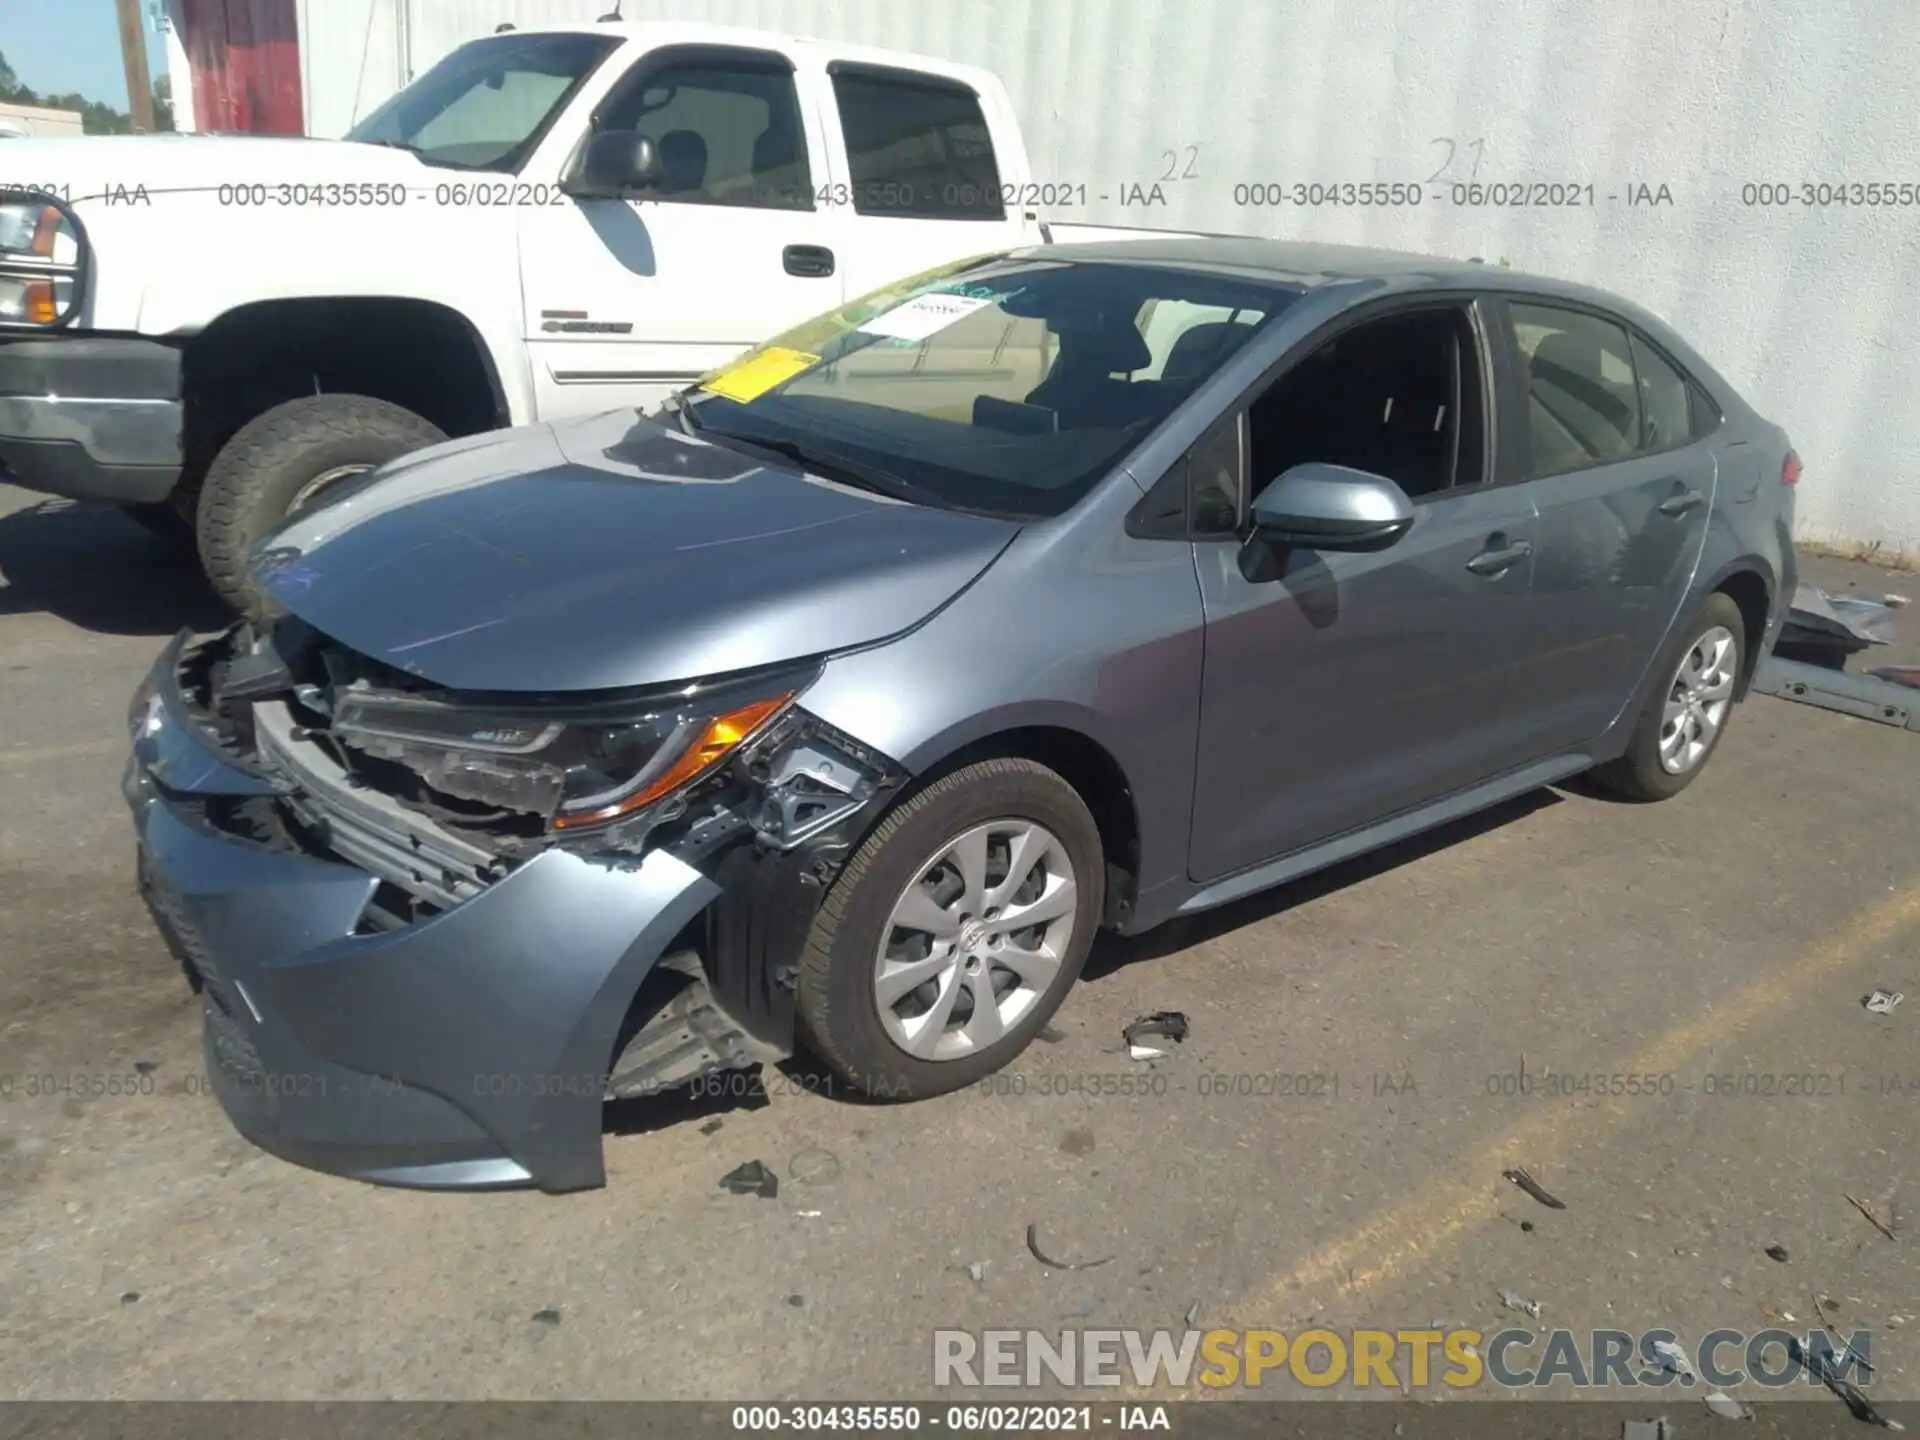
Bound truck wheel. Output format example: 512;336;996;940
794;758;1104;1100
196;394;446;618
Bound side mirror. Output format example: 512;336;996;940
1248;463;1415;552
561;130;662;199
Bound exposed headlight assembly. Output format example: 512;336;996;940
325;666;814;833
0;189;85;328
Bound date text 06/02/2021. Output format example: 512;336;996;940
728;1404;1171;1432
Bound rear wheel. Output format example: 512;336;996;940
195;394;446;619
795;758;1104;1098
1589;591;1745;801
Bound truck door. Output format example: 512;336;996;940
810;61;1036;299
516;44;846;420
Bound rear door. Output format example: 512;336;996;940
516;43;847;419
810;60;1035;298
1490;299;1718;754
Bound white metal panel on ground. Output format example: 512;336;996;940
303;0;1920;555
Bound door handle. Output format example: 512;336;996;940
783;244;835;278
1658;488;1706;517
1465;538;1532;576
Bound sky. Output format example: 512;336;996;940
0;0;173;110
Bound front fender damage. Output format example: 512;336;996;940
603;708;909;1098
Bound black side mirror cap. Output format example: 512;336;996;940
561;130;662;199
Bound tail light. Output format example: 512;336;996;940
1781;450;1802;485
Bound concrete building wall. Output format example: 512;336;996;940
0;102;86;139
301;0;1920;555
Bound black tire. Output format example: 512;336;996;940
1589;591;1746;802
195;394;446;618
795;758;1105;1099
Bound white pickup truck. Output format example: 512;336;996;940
0;20;1178;615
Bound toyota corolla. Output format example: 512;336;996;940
123;238;1797;1191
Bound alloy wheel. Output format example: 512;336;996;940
1658;624;1737;774
872;819;1078;1061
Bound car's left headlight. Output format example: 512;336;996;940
0;192;82;326
326;670;812;833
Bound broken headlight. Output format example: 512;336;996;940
326;667;814;831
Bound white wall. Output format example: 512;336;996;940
303;0;1920;556
0;102;85;139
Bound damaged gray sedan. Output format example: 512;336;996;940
124;238;1798;1191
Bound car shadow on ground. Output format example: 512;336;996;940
0;496;228;635
1083;786;1565;980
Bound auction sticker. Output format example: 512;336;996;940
857;292;992;343
699;346;820;404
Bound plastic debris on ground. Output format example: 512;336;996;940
1123;1011;1190;1060
967;1262;985;1284
1502;1166;1568;1209
1777;584;1897;661
1863;989;1905;1016
1885;593;1912;609
1498;1288;1542;1318
718;1159;779;1198
1704;1390;1749;1420
1650;1338;1697;1381
1796;1337;1906;1429
1025;1222;1115;1271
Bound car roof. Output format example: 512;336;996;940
1024;234;1577;295
1017;234;1752;415
488;19;1003;93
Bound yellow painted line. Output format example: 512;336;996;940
0;738;125;766
1133;880;1920;1396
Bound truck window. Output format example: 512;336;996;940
346;31;619;172
829;66;1005;221
597;54;813;210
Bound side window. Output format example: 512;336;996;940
597;55;812;209
1508;303;1640;476
830;67;1005;220
1245;306;1482;502
1631;335;1694;452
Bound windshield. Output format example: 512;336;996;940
684;257;1298;519
345;32;620;171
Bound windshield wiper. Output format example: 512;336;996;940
658;390;701;437
718;432;936;507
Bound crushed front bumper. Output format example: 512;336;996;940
122;633;724;1192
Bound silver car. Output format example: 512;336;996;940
124;238;1798;1191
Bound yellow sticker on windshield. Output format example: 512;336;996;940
699;346;820;404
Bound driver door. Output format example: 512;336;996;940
1186;301;1542;883
517;45;847;420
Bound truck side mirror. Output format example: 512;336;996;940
562;130;662;200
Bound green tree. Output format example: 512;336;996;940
0;46;174;133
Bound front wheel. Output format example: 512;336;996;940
195;394;447;619
795;758;1105;1098
1589;591;1745;801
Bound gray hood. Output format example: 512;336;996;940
254;410;1020;693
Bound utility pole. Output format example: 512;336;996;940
114;0;157;133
